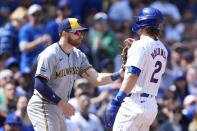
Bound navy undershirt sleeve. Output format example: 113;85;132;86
35;77;61;104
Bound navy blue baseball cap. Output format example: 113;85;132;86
5;113;22;126
58;18;88;33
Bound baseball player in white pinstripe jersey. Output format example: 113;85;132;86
104;7;168;131
27;18;123;131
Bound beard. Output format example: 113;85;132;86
67;35;82;47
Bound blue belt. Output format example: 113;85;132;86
127;93;153;98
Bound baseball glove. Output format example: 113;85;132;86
121;45;129;71
121;38;135;70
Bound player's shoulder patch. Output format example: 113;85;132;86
40;67;47;73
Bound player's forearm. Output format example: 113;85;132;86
82;68;121;86
96;73;114;85
93;72;122;86
35;77;61;104
83;72;113;86
108;73;138;107
120;73;138;94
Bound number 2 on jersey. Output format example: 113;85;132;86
150;61;162;83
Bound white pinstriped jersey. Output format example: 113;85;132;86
35;43;92;101
125;36;168;96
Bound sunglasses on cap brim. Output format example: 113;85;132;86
69;30;83;36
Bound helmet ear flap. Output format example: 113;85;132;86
132;21;141;33
132;19;145;33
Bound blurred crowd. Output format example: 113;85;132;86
0;0;197;131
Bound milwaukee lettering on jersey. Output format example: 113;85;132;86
151;48;167;60
55;66;80;79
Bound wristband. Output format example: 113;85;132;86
114;90;127;104
110;72;121;81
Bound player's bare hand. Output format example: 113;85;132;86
58;99;75;117
124;38;136;47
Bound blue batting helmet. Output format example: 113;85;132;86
132;7;164;33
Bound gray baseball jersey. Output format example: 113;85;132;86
27;43;92;131
35;42;92;101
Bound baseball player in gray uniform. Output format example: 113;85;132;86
27;18;123;131
105;7;167;131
